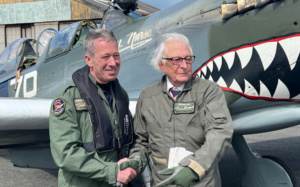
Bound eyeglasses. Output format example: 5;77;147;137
162;56;196;65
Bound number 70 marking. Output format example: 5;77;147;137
10;71;38;98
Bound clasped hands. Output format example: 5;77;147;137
117;156;147;184
117;156;199;187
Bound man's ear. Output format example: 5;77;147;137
158;60;165;72
85;54;93;67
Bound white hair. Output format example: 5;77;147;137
150;33;193;72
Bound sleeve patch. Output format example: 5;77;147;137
52;97;66;116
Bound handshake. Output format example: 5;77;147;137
116;156;200;187
116;156;148;185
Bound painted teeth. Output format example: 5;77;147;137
201;66;207;76
207;61;213;72
223;51;235;70
229;79;243;93
236;47;253;69
273;79;290;99
259;80;271;98
217;76;227;87
214;56;222;71
198;35;300;100
254;41;277;71
279;36;300;71
244;79;258;96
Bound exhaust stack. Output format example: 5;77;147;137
222;4;238;20
237;0;255;13
254;0;272;8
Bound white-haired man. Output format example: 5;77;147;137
121;33;233;187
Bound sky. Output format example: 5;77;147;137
140;0;183;10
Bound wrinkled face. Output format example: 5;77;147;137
159;40;192;87
85;39;120;84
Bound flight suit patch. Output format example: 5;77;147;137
74;98;88;111
52;97;65;116
174;102;195;114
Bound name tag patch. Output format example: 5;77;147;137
74;99;88;111
174;102;195;114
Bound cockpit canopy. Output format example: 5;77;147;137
0;38;27;67
48;21;96;58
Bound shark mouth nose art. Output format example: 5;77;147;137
193;34;300;102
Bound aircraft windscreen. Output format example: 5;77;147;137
37;30;57;57
48;22;81;57
102;12;126;30
0;38;27;66
129;11;142;19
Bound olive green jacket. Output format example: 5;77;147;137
49;74;128;187
130;75;233;187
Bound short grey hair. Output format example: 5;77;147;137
84;29;117;58
150;33;193;72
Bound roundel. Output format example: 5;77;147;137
52;97;65;116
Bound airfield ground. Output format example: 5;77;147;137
0;125;299;187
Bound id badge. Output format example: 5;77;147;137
173;102;195;114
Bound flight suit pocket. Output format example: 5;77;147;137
144;108;163;130
186;112;205;148
206;102;227;125
144;108;164;156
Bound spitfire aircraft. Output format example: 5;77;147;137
0;0;299;186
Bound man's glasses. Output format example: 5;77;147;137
162;56;196;65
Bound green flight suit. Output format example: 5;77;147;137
49;73;128;187
130;75;233;187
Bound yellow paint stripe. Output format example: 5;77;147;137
188;159;206;179
0;0;41;4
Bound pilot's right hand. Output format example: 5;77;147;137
117;158;137;184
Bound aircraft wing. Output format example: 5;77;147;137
230;99;300;134
0;98;52;147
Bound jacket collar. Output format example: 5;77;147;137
161;75;194;93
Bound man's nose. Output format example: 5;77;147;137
108;56;118;66
180;59;188;68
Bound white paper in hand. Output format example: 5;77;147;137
168;147;193;168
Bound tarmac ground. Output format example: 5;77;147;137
0;124;299;187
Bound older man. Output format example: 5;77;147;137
49;29;137;187
124;33;233;187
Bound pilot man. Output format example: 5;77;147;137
49;29;137;187
121;33;233;187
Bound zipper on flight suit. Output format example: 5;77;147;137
113;112;122;159
167;92;179;147
171;91;184;147
88;114;97;150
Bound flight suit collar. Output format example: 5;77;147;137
161;75;194;93
88;73;115;109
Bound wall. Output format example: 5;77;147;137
0;0;72;24
0;25;5;54
34;22;59;39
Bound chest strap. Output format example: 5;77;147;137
72;65;133;153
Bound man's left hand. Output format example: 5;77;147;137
119;155;147;173
156;165;199;187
